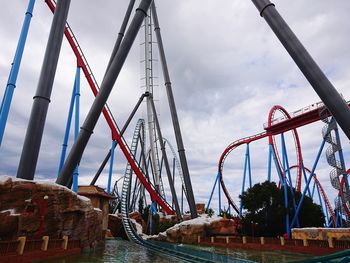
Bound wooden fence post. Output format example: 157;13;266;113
328;237;334;248
260;237;265;245
303;239;308;247
62;236;68;250
280;237;285;246
17;236;26;255
41;236;49;251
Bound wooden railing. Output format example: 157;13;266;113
0;241;20;256
198;235;350;249
0;236;81;257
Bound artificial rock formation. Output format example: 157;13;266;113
0;176;103;248
150;216;239;244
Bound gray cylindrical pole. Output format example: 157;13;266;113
149;95;182;220
56;0;152;186
17;0;71;180
90;93;146;185
251;0;350;140
105;0;136;73
151;2;198;218
91;0;138;186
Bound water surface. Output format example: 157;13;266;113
38;239;314;263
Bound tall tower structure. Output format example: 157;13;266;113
142;9;163;196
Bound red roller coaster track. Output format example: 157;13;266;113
218;101;350;218
45;0;174;215
267;106;303;192
288;165;336;226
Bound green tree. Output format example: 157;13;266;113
240;181;324;237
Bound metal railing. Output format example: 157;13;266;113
0;240;19;255
24;239;42;252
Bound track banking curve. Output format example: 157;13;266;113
218;101;350;216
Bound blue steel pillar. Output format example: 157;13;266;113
107;140;117;193
301;164;312;197
315;183;327;226
281;134;291;238
334;126;350;200
17;0;71;180
267;144;273;182
72;67;80;192
0;0;35;146
247;144;252;188
58;67;80;192
281;134;299;228
291;139;326;228
207;172;220;209
240;144;250;216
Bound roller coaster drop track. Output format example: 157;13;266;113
119;119;251;262
217;102;350;222
46;0;174;215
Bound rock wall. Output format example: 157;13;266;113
108;214;127;239
0;177;103;249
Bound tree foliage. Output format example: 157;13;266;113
239;181;325;237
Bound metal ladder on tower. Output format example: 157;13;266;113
142;10;166;202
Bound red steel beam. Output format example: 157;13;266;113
266;103;350;135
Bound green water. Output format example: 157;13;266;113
37;239;314;263
187;244;314;263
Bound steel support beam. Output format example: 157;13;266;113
0;0;36;146
17;0;71;180
291;139;326;228
252;0;350;140
151;2;198;218
105;0;135;73
90;93;147;185
72;66;80;192
149;95;182;220
206;172;220;209
56;0;152;186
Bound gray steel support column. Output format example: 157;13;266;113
56;0;152;186
149;95;182;220
90;92;147;185
252;0;350;140
105;0;136;72
17;0;71;180
151;2;198;218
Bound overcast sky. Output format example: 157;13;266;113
0;0;349;214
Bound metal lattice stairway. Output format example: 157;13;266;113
320;109;350;223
